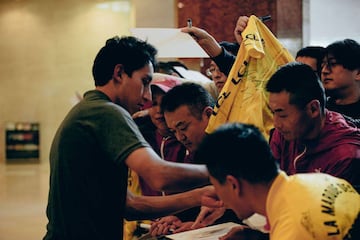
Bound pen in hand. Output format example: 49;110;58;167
186;18;196;38
187;18;192;28
259;15;271;22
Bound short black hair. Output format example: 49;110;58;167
195;122;279;184
295;46;326;76
325;39;360;71
161;82;215;120
266;62;326;111
92;36;157;86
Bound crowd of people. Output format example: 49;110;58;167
43;14;360;240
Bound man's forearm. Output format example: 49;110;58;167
212;48;236;76
198;39;222;58
125;186;209;220
158;162;209;193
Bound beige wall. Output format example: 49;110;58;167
0;0;176;163
132;0;176;27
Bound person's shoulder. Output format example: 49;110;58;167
326;98;360;120
276;173;360;240
326;110;358;128
134;115;156;139
340;113;360;128
269;128;286;145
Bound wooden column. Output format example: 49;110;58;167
175;0;302;72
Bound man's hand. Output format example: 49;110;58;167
150;216;200;236
200;185;223;208
180;26;222;58
171;221;196;234
191;188;225;228
150;215;181;236
234;16;249;45
192;206;226;228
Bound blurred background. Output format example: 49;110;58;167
0;0;359;164
0;1;359;238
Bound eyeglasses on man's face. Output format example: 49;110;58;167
321;57;340;69
206;66;222;77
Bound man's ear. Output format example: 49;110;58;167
354;68;360;81
307;100;321;117
204;106;214;118
114;64;124;80
226;175;242;196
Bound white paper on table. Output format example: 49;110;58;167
165;222;242;240
130;28;210;58
242;213;269;233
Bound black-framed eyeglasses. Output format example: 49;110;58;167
321;58;340;69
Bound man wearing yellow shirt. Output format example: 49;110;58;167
193;122;360;240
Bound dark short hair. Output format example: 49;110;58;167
266;62;326;111
195;122;278;184
295;46;326;76
92;36;157;86
325;39;360;71
161;82;215;120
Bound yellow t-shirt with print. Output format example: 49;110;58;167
267;171;360;240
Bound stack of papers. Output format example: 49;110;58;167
165;222;242;240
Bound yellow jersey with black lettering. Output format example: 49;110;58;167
267;171;360;240
206;15;294;140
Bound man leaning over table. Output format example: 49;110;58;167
194;122;360;240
